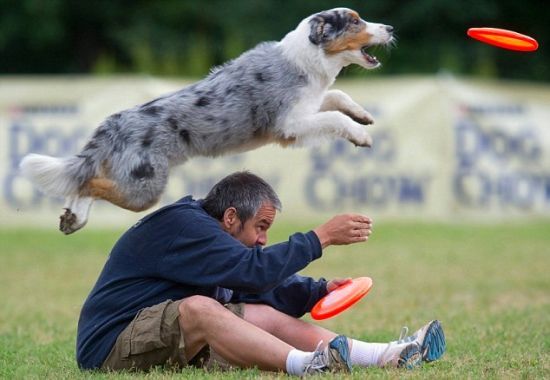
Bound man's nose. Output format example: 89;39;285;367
257;233;267;246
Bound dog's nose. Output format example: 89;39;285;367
385;25;394;33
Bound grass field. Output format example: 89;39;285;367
1;221;549;379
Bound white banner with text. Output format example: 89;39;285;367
1;75;549;229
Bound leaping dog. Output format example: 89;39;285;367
20;7;394;234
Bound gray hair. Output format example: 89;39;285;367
202;171;282;223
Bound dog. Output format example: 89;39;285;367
20;7;394;234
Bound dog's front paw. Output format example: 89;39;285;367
346;109;374;125
59;208;84;235
348;129;373;148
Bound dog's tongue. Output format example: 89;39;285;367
361;47;379;65
366;54;378;65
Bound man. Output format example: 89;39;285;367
77;171;445;375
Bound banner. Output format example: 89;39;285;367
1;75;549;229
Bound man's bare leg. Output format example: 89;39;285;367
242;304;445;369
178;296;293;371
242;303;340;351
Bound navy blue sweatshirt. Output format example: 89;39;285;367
76;196;327;369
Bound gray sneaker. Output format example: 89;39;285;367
393;320;446;362
377;340;422;369
303;335;352;374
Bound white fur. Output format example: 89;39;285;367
19;154;78;197
277;11;392;147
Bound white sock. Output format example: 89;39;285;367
350;339;388;367
285;349;314;376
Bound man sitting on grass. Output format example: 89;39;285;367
76;171;445;375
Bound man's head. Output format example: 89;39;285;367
202;171;282;247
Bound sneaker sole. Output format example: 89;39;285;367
397;343;422;369
329;335;352;372
421;320;446;362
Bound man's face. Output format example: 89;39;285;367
225;203;277;247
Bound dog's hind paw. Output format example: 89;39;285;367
59;208;84;235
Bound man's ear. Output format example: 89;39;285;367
222;207;238;229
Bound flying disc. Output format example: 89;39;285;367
311;277;373;320
467;27;538;52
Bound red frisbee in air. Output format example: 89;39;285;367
311;277;373;320
467;27;538;52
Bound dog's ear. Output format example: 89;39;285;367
308;14;330;45
308;11;347;45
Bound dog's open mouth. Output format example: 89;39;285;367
361;45;380;66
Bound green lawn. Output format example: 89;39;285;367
1;221;549;379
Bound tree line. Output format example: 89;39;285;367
0;0;547;81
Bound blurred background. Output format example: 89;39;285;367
1;2;549;378
1;0;550;227
1;0;548;80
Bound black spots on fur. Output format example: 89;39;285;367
83;140;98;151
108;119;121;133
140;105;163;116
166;117;179;130
140;98;160;108
179;129;191;144
93;126;108;139
111;140;124;153
226;84;241;95
195;96;210;107
250;105;258;122
141;128;155;148
255;72;268;82
76;153;93;165
131;162;155;179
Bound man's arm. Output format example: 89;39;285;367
158;210;323;293
230;274;328;317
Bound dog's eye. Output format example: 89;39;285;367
352;18;359;25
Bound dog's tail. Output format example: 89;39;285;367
19;154;94;197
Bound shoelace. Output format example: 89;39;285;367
377;326;412;367
303;341;328;373
397;326;410;343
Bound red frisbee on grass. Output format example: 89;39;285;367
467;27;538;52
311;277;373;320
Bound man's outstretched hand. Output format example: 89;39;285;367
313;214;372;249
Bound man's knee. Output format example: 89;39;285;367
178;295;222;323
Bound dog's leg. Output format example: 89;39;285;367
59;196;94;234
320;89;374;125
284;111;372;147
83;177;159;212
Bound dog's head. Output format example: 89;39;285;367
308;8;394;69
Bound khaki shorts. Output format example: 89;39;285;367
101;299;244;371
